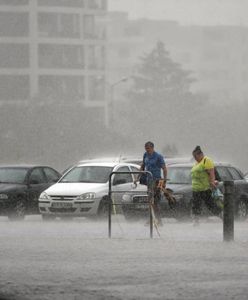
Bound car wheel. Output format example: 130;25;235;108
237;199;248;220
42;214;56;221
98;197;110;218
8;198;26;221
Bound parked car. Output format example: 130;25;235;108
244;172;248;182
39;162;140;220
0;165;61;220
121;162;248;220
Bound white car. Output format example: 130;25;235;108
245;172;248;182
39;162;140;220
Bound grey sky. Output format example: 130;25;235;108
108;0;248;25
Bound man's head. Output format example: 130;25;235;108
192;145;204;162
145;141;154;155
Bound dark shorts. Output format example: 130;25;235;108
148;180;161;205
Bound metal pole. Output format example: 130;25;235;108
223;180;234;242
108;170;153;239
108;180;112;238
148;186;153;239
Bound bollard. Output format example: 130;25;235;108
223;180;234;242
108;195;112;238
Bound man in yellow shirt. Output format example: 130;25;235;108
191;146;219;225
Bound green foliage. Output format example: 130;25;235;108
128;41;194;103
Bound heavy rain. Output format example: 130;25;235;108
0;0;248;299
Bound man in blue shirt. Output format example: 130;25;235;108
139;141;167;225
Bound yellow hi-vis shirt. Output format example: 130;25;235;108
191;156;214;192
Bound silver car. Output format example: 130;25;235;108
39;162;140;220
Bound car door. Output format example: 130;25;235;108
112;166;134;210
226;166;248;198
215;166;232;194
215;166;243;205
43;167;61;185
27;167;49;213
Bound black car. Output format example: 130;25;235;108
0;165;61;220
121;162;248;220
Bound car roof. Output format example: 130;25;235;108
76;162;141;168
168;162;233;167
0;164;50;169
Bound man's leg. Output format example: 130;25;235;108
153;181;162;225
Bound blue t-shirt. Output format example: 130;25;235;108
143;151;165;181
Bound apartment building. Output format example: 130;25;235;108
0;0;107;111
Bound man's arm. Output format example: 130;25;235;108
162;165;167;185
134;162;144;184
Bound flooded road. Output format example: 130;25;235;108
0;216;248;300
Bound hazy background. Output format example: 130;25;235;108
109;0;248;25
0;0;247;173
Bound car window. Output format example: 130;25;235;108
130;166;140;173
60;166;113;183
167;167;191;184
227;167;243;180
0;167;28;184
43;167;60;183
113;166;133;185
130;166;140;180
29;168;47;184
215;166;232;181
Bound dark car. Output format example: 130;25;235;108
121;162;248;220
0;165;61;220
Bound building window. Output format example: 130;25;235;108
39;44;84;69
38;0;84;7
0;44;29;68
0;75;29;100
88;76;105;101
88;45;105;69
0;0;28;5
0;12;28;37
38;13;79;38
87;0;106;10
39;75;85;101
83;15;95;38
95;15;106;39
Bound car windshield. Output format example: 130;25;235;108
167;167;192;184
0;168;28;184
60;166;113;183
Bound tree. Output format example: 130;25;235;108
128;40;194;105
120;40;197;144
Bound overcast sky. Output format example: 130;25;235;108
108;0;248;26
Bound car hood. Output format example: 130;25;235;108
0;183;26;192
166;183;192;193
44;182;107;196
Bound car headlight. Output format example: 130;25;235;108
39;192;51;201
76;193;96;200
173;193;184;201
0;193;8;200
122;194;131;203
